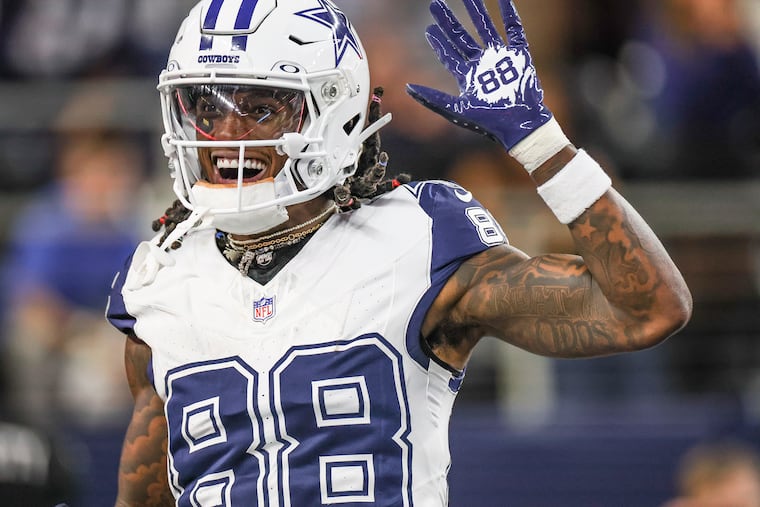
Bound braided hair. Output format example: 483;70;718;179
332;87;410;211
153;86;409;248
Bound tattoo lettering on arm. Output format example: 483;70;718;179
427;247;612;361
457;251;624;357
492;256;620;353
437;188;690;361
115;338;174;507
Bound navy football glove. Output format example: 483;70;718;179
407;0;552;151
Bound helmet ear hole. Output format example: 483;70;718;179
343;114;362;136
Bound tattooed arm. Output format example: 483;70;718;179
424;146;692;369
114;335;174;507
408;0;692;367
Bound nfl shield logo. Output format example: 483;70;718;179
253;296;275;323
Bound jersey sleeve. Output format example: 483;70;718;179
419;181;507;271
105;252;137;335
403;180;508;370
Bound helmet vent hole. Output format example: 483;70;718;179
343;114;361;136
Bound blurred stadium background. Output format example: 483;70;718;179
0;0;757;505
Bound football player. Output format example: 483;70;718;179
107;0;692;505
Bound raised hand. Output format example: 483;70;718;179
407;0;552;151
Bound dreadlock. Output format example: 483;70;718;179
151;198;189;250
153;85;409;247
333;87;410;211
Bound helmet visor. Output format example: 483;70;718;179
173;85;306;141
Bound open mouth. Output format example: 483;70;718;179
213;155;267;183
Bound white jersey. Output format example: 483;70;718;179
107;181;506;507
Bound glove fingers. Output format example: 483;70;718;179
406;84;459;116
408;84;497;139
429;0;481;59
425;25;468;90
460;0;504;48
499;0;527;47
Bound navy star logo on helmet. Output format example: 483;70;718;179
295;0;363;66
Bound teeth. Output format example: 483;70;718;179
215;157;266;171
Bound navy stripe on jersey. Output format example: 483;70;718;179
106;253;136;335
402;181;506;370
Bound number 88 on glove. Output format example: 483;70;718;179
407;0;553;151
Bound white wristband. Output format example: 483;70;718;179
508;117;570;173
537;149;612;224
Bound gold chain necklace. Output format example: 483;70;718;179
221;204;337;275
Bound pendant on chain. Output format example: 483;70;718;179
255;250;274;267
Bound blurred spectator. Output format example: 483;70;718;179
543;0;760;407
1;129;143;426
0;0;195;79
359;16;475;181
0;420;76;506
0;126;150;506
662;439;760;507
571;0;760;180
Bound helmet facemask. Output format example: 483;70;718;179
172;84;306;184
158;0;384;235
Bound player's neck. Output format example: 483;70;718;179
228;197;335;242
217;197;337;280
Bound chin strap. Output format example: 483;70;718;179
124;207;212;290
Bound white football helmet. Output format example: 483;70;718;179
158;0;388;234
